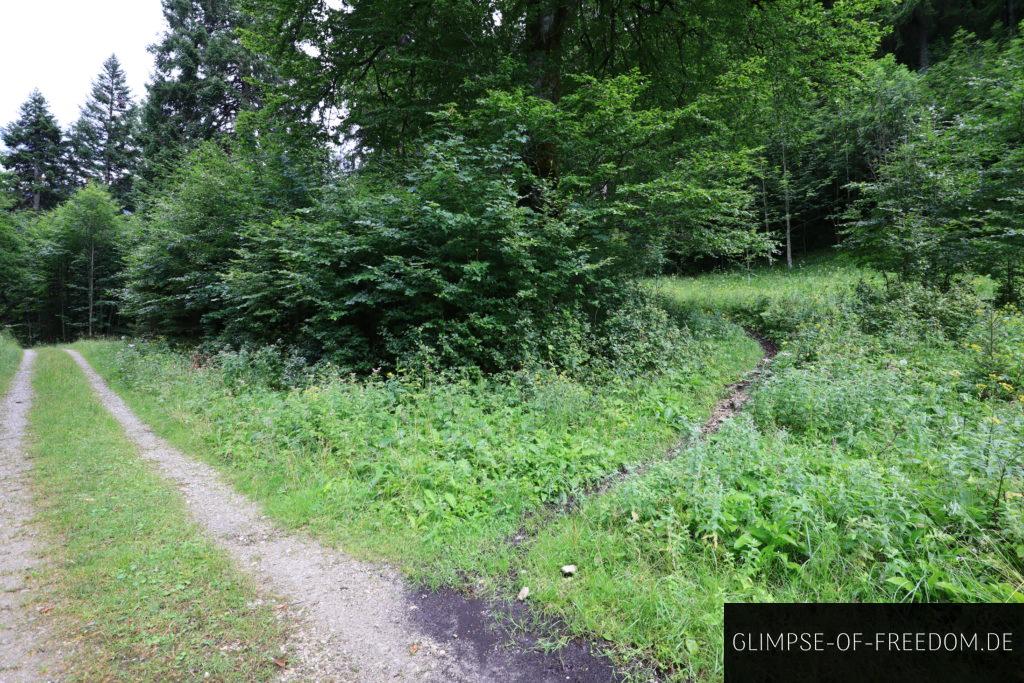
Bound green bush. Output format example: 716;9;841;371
963;306;1024;401
221;123;685;375
853;279;983;342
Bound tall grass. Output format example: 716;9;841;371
73;313;762;585
519;259;1024;679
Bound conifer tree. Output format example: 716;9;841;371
139;0;265;176
68;55;139;204
1;90;68;211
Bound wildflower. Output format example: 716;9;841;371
1000;382;1014;392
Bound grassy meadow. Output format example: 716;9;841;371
74;310;762;586
71;255;1024;679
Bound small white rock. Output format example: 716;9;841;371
517;586;530;601
561;564;577;577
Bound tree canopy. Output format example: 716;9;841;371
1;0;1020;363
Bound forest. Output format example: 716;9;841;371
0;0;1022;681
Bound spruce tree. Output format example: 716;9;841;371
1;91;68;211
68;55;139;205
139;0;265;177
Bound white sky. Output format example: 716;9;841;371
0;1;166;129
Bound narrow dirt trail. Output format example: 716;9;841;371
0;350;63;681
65;349;615;683
547;331;777;513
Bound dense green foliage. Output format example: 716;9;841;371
139;0;266;177
1;91;68;211
67;56;140;206
21;185;127;341
846;28;1024;304
114;0;882;370
3;1;1019;366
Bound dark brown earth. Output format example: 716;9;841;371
409;587;619;682
699;331;777;437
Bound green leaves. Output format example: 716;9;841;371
845;30;1024;301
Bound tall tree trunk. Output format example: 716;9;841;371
761;172;772;266
59;263;66;341
88;242;95;337
523;0;572;182
781;140;793;269
914;8;930;70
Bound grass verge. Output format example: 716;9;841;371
27;349;286;681
0;330;21;393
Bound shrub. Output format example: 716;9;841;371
963;306;1024;401
853;278;983;342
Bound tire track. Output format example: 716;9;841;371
0;350;63;681
65;349;615;683
508;330;777;544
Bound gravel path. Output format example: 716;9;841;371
66;349;615;683
0;350;63;681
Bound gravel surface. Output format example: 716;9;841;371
66;349;616;683
0;350;63;681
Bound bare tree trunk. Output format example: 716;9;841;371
88;242;95;337
33;161;41;211
523;0;572;183
59;264;66;341
781;141;793;269
915;8;930;70
761;172;772;266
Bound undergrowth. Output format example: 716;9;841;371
522;259;1024;679
0;330;20;392
71;255;1024;680
73;309;762;585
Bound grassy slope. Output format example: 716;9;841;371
0;331;21;393
67;256;1024;678
27;349;285;681
519;257;1024;679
